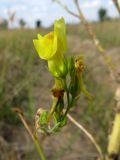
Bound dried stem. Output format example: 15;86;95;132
12;108;46;160
53;0;79;18
113;0;120;14
67;113;104;160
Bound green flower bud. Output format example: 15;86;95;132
48;56;68;78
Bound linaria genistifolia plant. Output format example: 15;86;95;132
33;17;91;134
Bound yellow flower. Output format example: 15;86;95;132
33;32;57;60
33;17;68;77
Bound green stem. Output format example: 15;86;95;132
64;77;70;105
63;78;71;118
34;138;46;160
47;97;58;122
12;108;46;160
63;105;70;118
66;89;70;106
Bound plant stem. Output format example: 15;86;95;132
63;78;71;117
47;97;58;123
12;108;46;160
67;113;104;160
34;138;46;160
113;0;120;14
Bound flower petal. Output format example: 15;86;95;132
33;32;57;60
54;17;67;53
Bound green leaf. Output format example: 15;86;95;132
53;112;61;124
49;122;61;133
80;77;93;101
56;98;64;113
60;117;67;127
39;111;48;125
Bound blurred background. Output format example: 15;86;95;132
0;0;120;159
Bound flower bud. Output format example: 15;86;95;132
48;56;68;78
75;56;84;73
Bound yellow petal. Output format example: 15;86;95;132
33;32;57;60
37;34;42;39
54;17;67;53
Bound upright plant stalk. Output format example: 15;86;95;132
12;108;46;160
